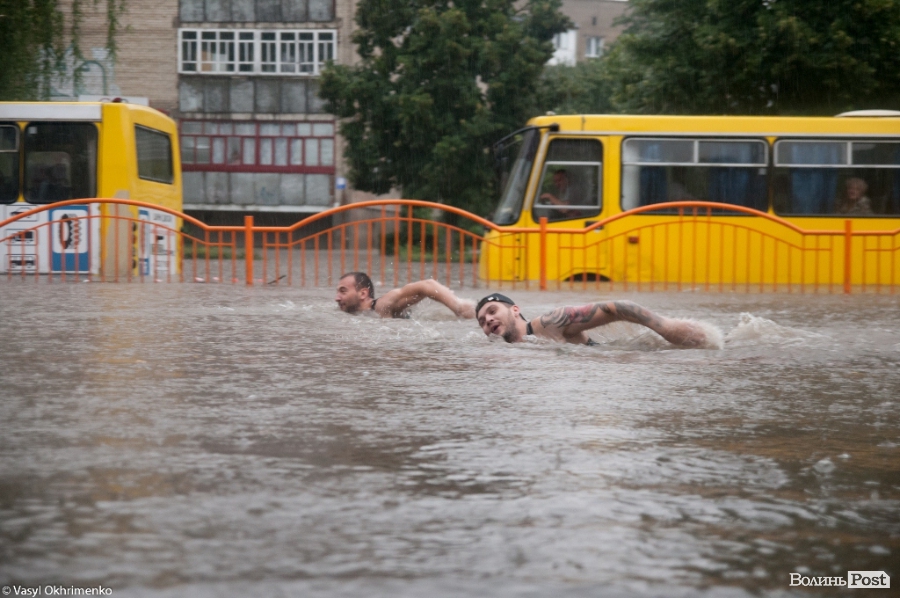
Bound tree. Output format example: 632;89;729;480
603;0;900;115
535;59;614;115
320;0;570;216
0;0;126;101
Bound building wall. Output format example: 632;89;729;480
53;0;179;110
559;0;628;62
115;1;181;111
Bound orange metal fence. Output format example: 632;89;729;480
0;198;898;294
537;202;900;294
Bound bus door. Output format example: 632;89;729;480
531;137;605;281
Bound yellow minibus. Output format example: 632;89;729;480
482;113;900;289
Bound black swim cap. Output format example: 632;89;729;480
476;293;516;317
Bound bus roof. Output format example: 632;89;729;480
0;103;103;121
527;114;900;137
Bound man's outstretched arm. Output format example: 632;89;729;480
377;279;475;318
531;300;707;347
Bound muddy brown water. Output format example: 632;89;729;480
0;281;897;597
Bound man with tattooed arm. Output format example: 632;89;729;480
474;293;716;348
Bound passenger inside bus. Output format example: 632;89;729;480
539;169;575;207
536;168;582;219
535;165;599;221
836;177;873;215
773;169;898;216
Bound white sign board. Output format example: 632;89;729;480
138;208;178;279
0;203;99;274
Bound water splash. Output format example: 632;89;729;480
725;313;824;346
586;319;723;351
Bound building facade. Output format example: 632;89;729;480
176;0;353;215
551;0;628;66
59;0;357;218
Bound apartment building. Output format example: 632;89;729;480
551;0;628;66
56;0;356;219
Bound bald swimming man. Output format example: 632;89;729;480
475;293;719;348
336;272;476;319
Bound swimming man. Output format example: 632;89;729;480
336;272;476;319
475;293;718;348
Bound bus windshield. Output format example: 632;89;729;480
492;128;539;225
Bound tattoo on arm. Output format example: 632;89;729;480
539;304;602;329
538;300;664;332
607;301;664;328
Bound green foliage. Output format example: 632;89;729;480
0;0;126;101
0;0;64;100
320;0;570;216
603;0;900;115
535;59;614;115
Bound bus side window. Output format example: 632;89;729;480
533;138;602;223
849;141;900;215
773;140;900;216
622;138;767;213
136;126;174;184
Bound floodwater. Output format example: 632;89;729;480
0;281;897;597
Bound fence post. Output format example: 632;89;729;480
539;216;548;291
843;219;852;294
245;215;254;286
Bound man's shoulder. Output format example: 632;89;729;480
375;287;401;305
371;290;402;317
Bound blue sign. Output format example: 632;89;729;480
49;205;90;272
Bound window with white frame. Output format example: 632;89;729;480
621;137;769;212
548;30;577;66
585;36;604;58
772;139;900;216
179;29;336;76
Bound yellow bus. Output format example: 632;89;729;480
0;101;182;276
482;113;900;289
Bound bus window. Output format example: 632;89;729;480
622;138;767;212
136;125;174;184
533;138;602;223
0;124;18;204
493;128;539;225
24;122;97;204
773;140;900;216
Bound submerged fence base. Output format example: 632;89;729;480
1;199;898;294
